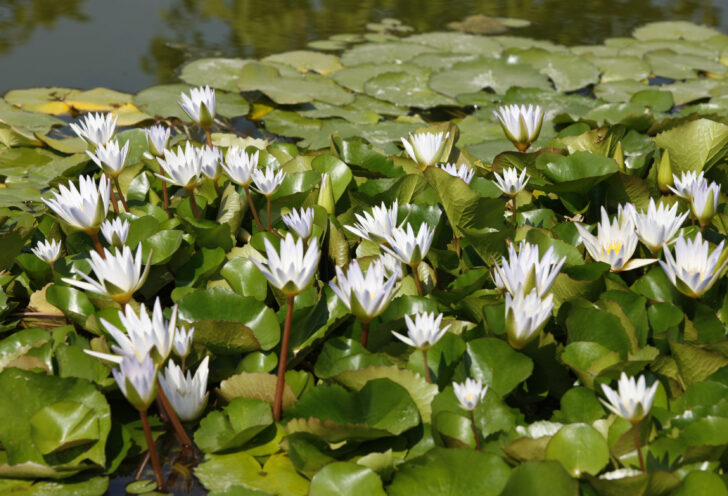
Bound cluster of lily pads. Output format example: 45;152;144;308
2;17;728;496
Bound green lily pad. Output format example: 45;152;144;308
429;57;551;96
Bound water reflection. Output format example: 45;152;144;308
0;0;88;52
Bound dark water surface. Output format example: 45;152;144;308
0;0;726;93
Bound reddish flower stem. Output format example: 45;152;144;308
274;295;295;421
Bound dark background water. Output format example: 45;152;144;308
0;0;726;93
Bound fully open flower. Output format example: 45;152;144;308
330;259;398;323
179;86;215;127
282;207;314;240
87;139;129;177
158;356;209;421
100;217;129;247
690;180;720;229
505;289;553;349
145;124;171;157
62;244;151;304
437;163;474;184
70;112;117;148
344;200;399;244
113;354;157;411
493;242;565;296
401;131;449;167
383;222;435;266
600;372;658;424
86;299;177;365
660;232;727;298
493;167;529;197
454;378;488;411
668;171;704;199
222;147;259;187
43;175;110;233
252;167;286;197
392;312;451;349
156;142;203;189
31;239;62;264
493;104;544;152
631;199;688;254
252;233;320;295
574;207;655;272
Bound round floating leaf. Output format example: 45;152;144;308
341;42;439;66
133;84;192;121
180;58;253;92
500;461;578;496
545;423;609;477
30;401;100;455
672;470;728;496
263;50;343;75
536;151;619;193
388;448;511;496
309;462;386;496
430;57;551;96
220;257;267;301
653;118;728;174
510;49;600;92
195;398;273;453
218;372;297;409
633;21;721;41
364;71;456;108
195;452;309;494
591;56;651;83
403;32;502;56
332;63;427;92
466;337;534;396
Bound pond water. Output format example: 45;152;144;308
0;0;726;93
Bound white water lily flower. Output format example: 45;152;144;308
380;253;403;280
453;378;488;411
401;131;449;167
70;112;117;148
600;468;644;480
173;325;194;359
437;163;475;184
631;199;688;254
100;217;129;247
690;180;720;228
222;147;259;187
505;289;553;349
155;142;203;189
43;175;111;232
86;299;177;365
492;104;544;152
158;356;209;421
63;244;151;304
87;139;129;176
382;222;435;266
282;207;314;240
200;145;222;180
660;232;727;298
668;171;705;199
252;233;320;295
600;372;658;424
574;207;655;272
493;167;529;197
252;167;286;197
329;259;398;323
617;202;636;228
31;239;62;264
392;312;451;349
145;124;171;157
493;242;565;297
344;200;399;244
179;85;216;127
113;354;157;411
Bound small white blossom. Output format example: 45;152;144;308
600;372;658;424
329;259;398;323
43;175;111;232
437;163;474;184
493;104;544;152
31;239;62;264
382;222;435;266
200;145;222;180
631;199;688;254
87;139;129;176
453;378;488;411
660;232;727;298
145;124;171;157
493;167;529;197
493;242;565;296
392;312;451;349
100;217;130;247
505;289;553;349
252;167;286;197
222;147;259;187
282;207;314;240
179;86;216;126
690;180;720;229
173;325;194;359
113;354;157;411
156;142;203;189
668;171;704;199
158;356;209;421
401;131;449;167
344;200;399;244
252;233;320;296
70;112;117;148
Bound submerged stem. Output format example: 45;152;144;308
157;387;194;451
274;295;295;421
245;186;264;232
266;196;272;232
633;423;646;473
470;410;481;450
188;190;201;219
139;408;165;491
361;321;370;348
113;176;130;213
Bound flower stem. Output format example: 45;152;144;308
113;176;130;213
188;190;200;219
512;194;518;227
245;186;264;232
213;179;222;198
89;231;105;258
422;348;432;383
274;295;295;421
412;262;424;296
158;166;172;218
470;410;481;450
633;423;646;473
266;196;272;232
157;387;194;451
139;408;165;491
204;127;213;148
107;173;120;216
361;321;370;348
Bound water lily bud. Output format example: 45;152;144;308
317;173;335;215
613;141;625;172
691;181;719;230
657;150;673;194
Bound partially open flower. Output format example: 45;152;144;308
252;167;286;197
492;104;544;152
660;232;727;298
252;233;320;296
631;199;688;254
505;289;553;349
145;124;171;157
392;312;450;349
31;239;62;264
600;372;658;424
158;356;209;421
156;142;203;189
668;171;704;199
330;259;398;323
62;244;151;304
200;145;222;180
401;131;449;168
493;242;565;296
437;163;474;184
43;175;111;233
113;354;157;411
179;86;216;127
70;112;117;148
453;378;488;411
382;222;435;266
222;147;259;187
345;200;399;244
87;139;129;177
100;217;129;247
690;180;720;229
282;207;314;240
173;325;195;359
493;167;529;197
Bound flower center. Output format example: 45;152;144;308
602;241;623;257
